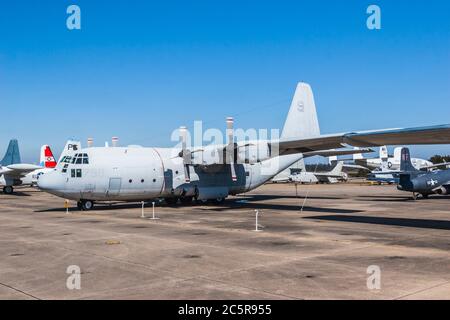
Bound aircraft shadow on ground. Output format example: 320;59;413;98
303;215;450;231
356;194;450;202
205;201;361;214
238;194;344;201
4;192;31;197
35;196;361;215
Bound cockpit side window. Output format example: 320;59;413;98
70;153;89;165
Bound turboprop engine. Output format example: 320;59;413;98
236;140;272;164
176;117;274;181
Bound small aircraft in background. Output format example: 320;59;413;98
272;157;355;184
0;140;57;194
353;145;432;170
397;147;450;199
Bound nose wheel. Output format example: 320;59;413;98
3;186;13;194
77;200;94;211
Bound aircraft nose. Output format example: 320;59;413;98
37;171;62;192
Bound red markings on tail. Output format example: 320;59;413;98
44;146;57;168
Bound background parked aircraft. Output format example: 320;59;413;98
353;146;432;170
398;148;450;199
272;159;348;184
0;140;57;194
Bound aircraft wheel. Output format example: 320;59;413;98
165;197;178;206
81;200;94;211
3;186;13;194
213;197;225;204
180;196;193;205
421;193;429;199
77;201;83;210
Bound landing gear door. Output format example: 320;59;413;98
108;178;121;197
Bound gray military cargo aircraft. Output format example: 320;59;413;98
397;147;450;199
37;82;450;210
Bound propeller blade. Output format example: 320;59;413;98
184;164;190;183
226;117;237;181
230;162;237;182
179;126;191;182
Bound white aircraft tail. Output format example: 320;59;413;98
297;158;306;172
57;140;82;165
393;147;402;163
353;147;364;160
379;146;388;160
329;161;344;175
40;145;57;168
281;82;320;140
329;155;337;165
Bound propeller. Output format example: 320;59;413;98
178;126;191;182
226;117;237;182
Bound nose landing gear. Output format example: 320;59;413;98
3;186;13;194
77;200;94;211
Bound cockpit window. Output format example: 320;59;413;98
71;153;89;165
63;156;72;163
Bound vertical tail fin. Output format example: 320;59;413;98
281;82;320;140
329;155;337;166
400;147;418;172
379;146;388;160
1;139;21;166
57;140;82;165
297;158;306;172
330;161;344;175
393;147;402;163
40;145;57;168
353;147;364;160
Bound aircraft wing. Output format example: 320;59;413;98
422;162;450;170
0;164;42;178
303;148;373;158
276;124;450;155
343;164;371;171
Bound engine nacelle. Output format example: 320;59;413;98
191;144;222;166
237;141;271;164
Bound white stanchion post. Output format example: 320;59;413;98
254;209;262;232
150;201;159;220
141;201;145;218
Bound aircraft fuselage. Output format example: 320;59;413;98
37;146;301;202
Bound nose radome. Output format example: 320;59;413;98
37;171;60;191
37;172;51;190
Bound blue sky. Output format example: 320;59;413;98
0;0;449;163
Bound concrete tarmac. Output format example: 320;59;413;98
0;183;449;299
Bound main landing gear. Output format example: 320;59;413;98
164;196;226;206
77;200;94;211
412;193;429;200
3;186;13;194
